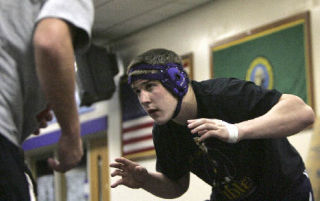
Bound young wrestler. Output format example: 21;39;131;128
110;48;315;201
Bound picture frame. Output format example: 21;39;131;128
181;52;194;79
210;12;314;110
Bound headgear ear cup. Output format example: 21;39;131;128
165;65;188;97
161;64;189;119
167;67;181;95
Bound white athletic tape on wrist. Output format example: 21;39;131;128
222;121;239;143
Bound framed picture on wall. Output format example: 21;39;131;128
181;52;194;79
210;12;314;110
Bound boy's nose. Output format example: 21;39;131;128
139;90;151;104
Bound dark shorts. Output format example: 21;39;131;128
0;135;36;201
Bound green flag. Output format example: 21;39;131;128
212;18;312;106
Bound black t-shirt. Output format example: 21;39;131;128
153;78;305;201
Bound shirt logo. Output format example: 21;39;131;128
190;139;257;201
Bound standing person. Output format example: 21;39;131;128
110;48;315;201
0;0;94;200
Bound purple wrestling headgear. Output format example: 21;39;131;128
128;63;189;119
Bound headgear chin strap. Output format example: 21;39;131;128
128;63;189;119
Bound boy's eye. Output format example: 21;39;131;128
133;89;140;95
145;83;156;91
145;84;152;90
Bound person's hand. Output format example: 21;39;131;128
48;133;83;173
33;105;53;135
110;157;148;189
187;118;239;143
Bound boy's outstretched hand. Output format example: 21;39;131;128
110;157;148;189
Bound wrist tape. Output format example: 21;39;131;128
222;121;239;143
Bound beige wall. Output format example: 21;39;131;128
106;0;320;200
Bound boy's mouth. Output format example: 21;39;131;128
147;109;158;115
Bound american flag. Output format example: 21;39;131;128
120;75;155;159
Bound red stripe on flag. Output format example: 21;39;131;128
123;146;155;156
123;135;153;145
122;122;154;133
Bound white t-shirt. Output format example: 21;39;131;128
0;0;94;145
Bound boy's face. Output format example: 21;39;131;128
132;79;177;125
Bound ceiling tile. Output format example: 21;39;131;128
91;0;212;45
